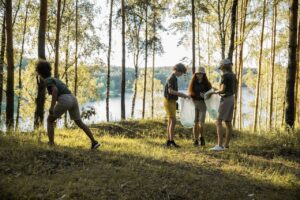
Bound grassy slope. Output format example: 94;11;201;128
0;120;299;200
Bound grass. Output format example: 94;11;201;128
0;119;299;200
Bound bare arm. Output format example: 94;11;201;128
169;88;189;98
214;84;225;95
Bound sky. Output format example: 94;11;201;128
93;0;193;68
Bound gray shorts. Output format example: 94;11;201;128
53;94;81;120
217;95;234;122
194;100;207;123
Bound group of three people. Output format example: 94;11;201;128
164;59;237;151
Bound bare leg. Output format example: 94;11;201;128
199;122;204;138
169;117;176;141
193;123;200;141
224;121;233;148
74;119;96;143
47;115;58;145
216;120;223;147
167;118;171;140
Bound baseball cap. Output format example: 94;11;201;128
195;66;206;74
218;58;233;69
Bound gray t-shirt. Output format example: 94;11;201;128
45;77;71;97
220;72;237;97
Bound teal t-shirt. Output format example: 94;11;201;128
45;77;71;96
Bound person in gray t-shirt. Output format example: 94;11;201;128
209;59;237;151
36;60;100;150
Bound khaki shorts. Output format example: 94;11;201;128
217;95;234;122
194;100;206;123
53;94;81;120
163;98;176;118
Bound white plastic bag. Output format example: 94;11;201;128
204;89;221;120
180;98;195;128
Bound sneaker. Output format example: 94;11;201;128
48;141;55;146
193;140;199;147
166;140;172;147
224;146;229;149
209;145;224;151
171;140;180;148
167;140;180;148
200;137;205;146
91;141;100;150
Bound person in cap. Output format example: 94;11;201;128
209;58;237;151
187;66;212;147
35;60;100;150
163;63;189;148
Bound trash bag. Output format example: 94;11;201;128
180;98;195;128
204;89;220;120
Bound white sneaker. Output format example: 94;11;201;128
209;145;224;151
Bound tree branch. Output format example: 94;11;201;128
12;0;21;27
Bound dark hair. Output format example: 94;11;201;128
222;64;233;72
173;63;187;74
36;60;52;78
187;73;212;97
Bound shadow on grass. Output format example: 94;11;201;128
90;120;223;141
234;131;300;164
91;120;300;164
0;135;299;200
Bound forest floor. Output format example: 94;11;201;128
0;119;300;200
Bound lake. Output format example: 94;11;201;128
1;87;255;132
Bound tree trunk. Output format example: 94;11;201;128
142;4;148;119
131;53;138;118
268;1;277;129
285;0;298;129
106;0;114;122
282;85;286;127
227;0;238;61
217;0;228;59
232;1;239;127
0;15;5;120
16;1;29;129
274;75;279;128
237;0;248;130
121;0;126;120
253;0;266;132
6;0;15;129
64;22;70;128
151;7;156;118
295;14;300;126
131;56;138;118
258;85;263;131
206;24;211;79
54;0;62;78
74;0;78;96
34;0;47;128
192;0;195;73
131;16;141;118
197;19;201;67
